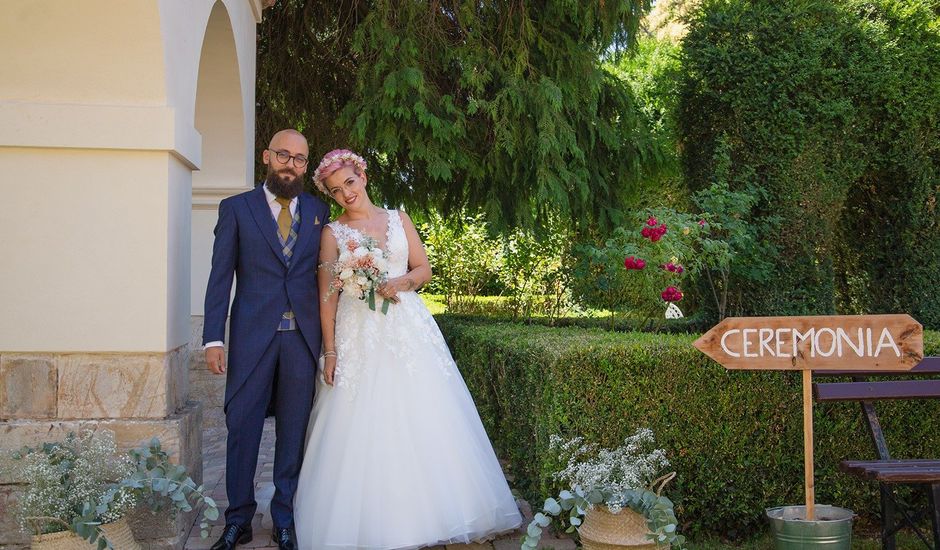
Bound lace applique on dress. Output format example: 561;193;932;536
327;210;454;400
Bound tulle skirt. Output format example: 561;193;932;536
293;292;522;549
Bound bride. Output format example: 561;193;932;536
293;149;522;549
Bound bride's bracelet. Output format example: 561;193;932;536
321;350;337;359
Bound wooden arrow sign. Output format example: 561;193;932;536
694;313;923;521
693;314;923;371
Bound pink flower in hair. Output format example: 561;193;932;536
312;149;368;194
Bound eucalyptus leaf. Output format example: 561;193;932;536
526;522;543;537
534;513;551;527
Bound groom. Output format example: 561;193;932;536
203;129;329;550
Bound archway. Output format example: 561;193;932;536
191;0;249;316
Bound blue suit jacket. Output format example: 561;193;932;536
203;186;330;410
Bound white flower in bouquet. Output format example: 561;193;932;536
327;235;393;314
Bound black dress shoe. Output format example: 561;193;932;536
210;523;252;550
272;526;297;550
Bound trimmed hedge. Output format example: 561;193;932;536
438;315;940;538
431;311;712;334
678;0;940;327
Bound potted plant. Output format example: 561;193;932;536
522;429;686;550
5;430;218;550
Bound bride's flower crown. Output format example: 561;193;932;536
312;150;368;194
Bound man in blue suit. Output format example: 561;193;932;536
203;129;329;550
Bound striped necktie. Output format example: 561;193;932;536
275;197;292;241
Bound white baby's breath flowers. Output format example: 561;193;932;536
9;429;136;535
549;428;669;513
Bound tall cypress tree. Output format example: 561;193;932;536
257;1;663;231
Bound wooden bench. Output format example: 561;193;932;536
813;356;940;550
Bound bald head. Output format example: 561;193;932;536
268;129;308;154
263;129;309;199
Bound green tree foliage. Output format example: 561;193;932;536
837;0;940;328
679;0;871;316
257;1;668;231
678;0;940;325
420;211;574;320
256;2;368;165
420;211;503;305
611;35;684;204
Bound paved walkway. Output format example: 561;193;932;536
184;419;575;550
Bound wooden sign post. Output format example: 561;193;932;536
693;314;923;520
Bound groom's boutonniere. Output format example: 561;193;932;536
326;236;392;314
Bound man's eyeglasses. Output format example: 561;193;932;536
267;149;309;168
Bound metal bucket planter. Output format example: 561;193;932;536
766;505;853;549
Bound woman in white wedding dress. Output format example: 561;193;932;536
293;149;522;550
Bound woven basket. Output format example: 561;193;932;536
579;507;658;550
29;517;141;550
30;530;95;550
577;472;676;550
99;517;142;550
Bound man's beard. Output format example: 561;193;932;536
265;168;304;199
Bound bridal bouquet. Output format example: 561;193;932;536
328;235;392;314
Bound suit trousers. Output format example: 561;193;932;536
223;330;316;528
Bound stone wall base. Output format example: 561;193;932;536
189;316;225;430
0;346;190;420
0;402;203;549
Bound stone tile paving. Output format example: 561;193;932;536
184;419;575;550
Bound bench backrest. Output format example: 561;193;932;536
813;356;940;460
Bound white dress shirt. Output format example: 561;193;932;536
204;185;298;349
262;183;298;219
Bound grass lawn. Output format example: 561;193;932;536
419;292;619;318
421;293;448;315
690;529;924;549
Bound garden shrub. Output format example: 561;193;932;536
571;208;705;321
419;211;576;320
678;0;939;327
836;0;940;329
438;315;940;537
420;211;504;304
679;0;871;317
